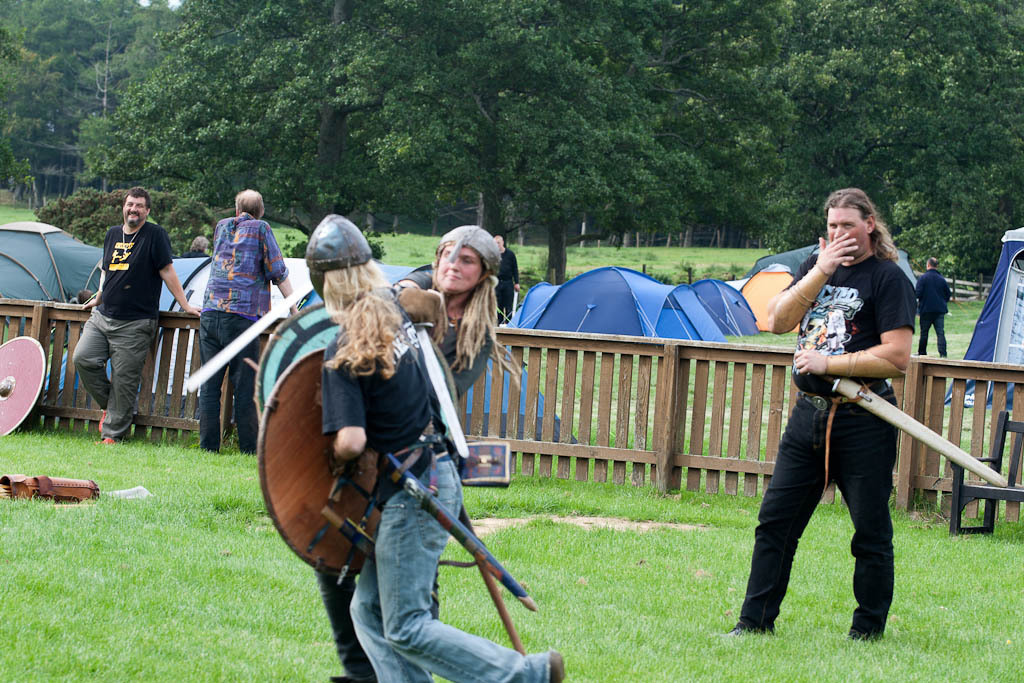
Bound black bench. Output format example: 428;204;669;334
949;410;1024;535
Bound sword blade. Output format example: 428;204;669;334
415;326;468;458
832;377;1008;487
186;287;309;393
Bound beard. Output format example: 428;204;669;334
126;212;143;228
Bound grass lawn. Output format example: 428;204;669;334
375;232;766;287
0;204;37;224
2;430;1022;681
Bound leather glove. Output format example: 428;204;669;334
398;287;446;343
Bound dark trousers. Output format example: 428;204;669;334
72;310;158;440
316;572;376;681
918;312;947;357
496;280;515;323
739;394;897;635
198;310;259;453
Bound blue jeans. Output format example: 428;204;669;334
739;391;897;636
351;460;550;682
198;310;259;453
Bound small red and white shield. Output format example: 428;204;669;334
0;336;46;436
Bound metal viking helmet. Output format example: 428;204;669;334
306;214;373;297
438;225;501;273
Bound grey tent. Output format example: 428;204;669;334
0;222;103;301
745;243;916;285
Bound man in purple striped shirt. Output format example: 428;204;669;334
198;189;297;453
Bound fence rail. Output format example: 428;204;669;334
947;274;991;301
4;298;1023;522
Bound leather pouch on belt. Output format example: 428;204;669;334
1;474;100;502
461;442;511;487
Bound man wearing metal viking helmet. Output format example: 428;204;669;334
307;215;564;683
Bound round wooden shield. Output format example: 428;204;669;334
258;349;379;574
0;336;46;436
255;303;336;412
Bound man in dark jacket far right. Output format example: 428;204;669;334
915;257;952;357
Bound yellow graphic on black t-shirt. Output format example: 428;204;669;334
109;240;134;271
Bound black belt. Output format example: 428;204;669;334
799;380;890;411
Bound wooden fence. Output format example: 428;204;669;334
4;299;1023;521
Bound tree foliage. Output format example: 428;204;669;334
14;0;1023;280
767;0;1024;275
0;23;31;186
100;0;788;281
342;0;790;281
36;187;216;253
2;0;177;200
99;0;386;230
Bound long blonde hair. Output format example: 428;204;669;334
431;249;511;376
323;262;404;379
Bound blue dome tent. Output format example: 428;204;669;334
509;267;726;341
691;278;760;337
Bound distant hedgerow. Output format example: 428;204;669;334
36;188;216;254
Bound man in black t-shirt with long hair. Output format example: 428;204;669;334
72;187;200;443
726;188;915;641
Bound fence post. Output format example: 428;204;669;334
895;357;922;509
27;302;52;431
28;301;48;343
655;343;681;493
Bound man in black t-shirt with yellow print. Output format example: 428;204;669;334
72;187;200;443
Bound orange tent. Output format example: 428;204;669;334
741;270;796;332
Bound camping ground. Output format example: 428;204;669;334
1;202;1017;680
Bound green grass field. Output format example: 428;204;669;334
1;430;1021;681
374;232;765;286
0;204;36;224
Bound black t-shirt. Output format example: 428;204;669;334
497;249;519;283
321;310;437;499
98;221;174;320
791;255;915;395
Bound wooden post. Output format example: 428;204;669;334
895;358;921;509
27;302;51;431
655;344;681;493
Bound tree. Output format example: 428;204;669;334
100;0;392;230
767;0;1024;275
0;24;31;187
348;0;790;282
2;0;177;203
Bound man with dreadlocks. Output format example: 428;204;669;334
308;216;562;683
726;188;914;641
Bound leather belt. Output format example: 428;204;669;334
798;380;890;411
796;379;888;491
